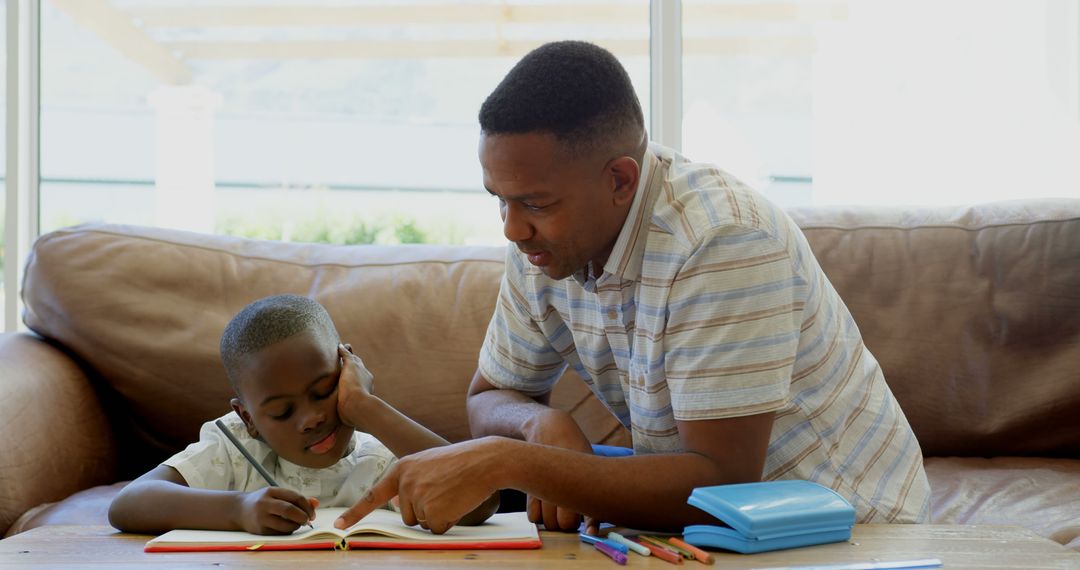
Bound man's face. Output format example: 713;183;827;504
231;329;354;469
479;132;633;281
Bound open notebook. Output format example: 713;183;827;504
145;507;541;552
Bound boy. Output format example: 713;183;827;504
109;294;498;535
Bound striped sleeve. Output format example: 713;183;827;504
478;249;567;396
664;227;806;420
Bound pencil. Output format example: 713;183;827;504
640;535;694;559
215;420;279;486
215;419;314;530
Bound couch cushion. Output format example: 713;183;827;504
789;199;1080;457
0;334;117;537
22;224;629;461
926;456;1080;550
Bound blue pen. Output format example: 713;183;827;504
579;533;630;554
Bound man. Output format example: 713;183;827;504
335;40;930;536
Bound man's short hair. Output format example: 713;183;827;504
220;294;339;395
479;40;645;158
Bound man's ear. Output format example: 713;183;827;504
607;155;640;206
230;398;259;438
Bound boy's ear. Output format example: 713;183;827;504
230;398;259;438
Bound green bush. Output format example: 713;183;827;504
392;218;427;244
216;214;439;246
215;217;284;241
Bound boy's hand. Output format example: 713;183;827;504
237;487;316;535
336;344;376;427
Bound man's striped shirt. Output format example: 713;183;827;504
479;143;930;523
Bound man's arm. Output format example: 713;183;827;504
466;370;592;452
467;370;595;531
508;412;775;530
336;410;774;534
108;465;316;535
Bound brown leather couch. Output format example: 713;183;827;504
2;199;1078;550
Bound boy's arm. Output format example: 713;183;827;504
342;393;450;456
335;344;449;455
336;345;499;525
108;465;315;535
337;347;580;458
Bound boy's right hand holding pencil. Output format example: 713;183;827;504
211;418;320;535
236;487;319;535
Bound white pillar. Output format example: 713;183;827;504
148;85;222;233
5;0;40;333
650;0;682;150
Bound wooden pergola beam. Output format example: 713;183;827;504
53;1;837;69
126;2;843;28
130;4;641;27
49;0;193;84
165;36;816;61
166;39;640;60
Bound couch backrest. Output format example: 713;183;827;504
789;199;1080;457
23;199;1080;461
22;225;629;469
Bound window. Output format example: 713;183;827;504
6;0;1080;332
682;0;825;206
683;0;1080;206
40;0;649;245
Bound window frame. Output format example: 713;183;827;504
5;0;41;333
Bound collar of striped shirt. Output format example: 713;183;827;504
572;144;664;292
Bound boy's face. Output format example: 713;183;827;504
230;329;354;469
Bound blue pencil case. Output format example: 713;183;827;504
683;480;855;554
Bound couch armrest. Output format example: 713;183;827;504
0;333;118;536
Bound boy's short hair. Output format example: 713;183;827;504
220;294;339;395
478;40;645;159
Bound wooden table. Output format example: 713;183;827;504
1;524;1077;568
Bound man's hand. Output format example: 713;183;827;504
335;343;375;427
521;408;594;532
335;439;502;535
236;487;316;535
